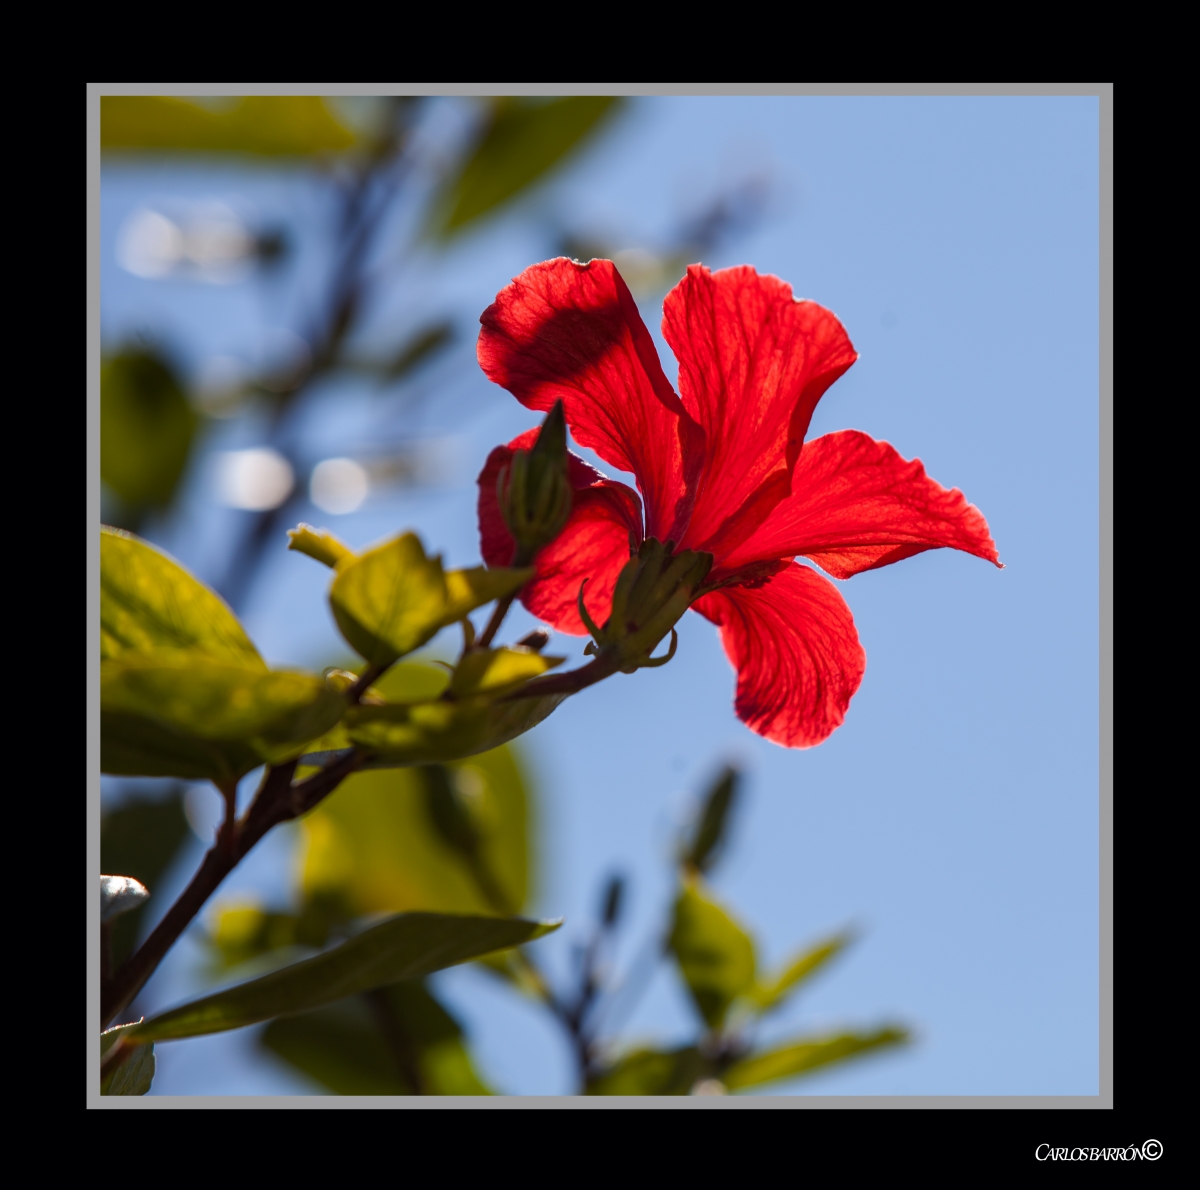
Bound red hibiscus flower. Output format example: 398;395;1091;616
476;259;1000;748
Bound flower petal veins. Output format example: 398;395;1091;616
663;264;858;557
478;258;703;543
719;430;1002;579
692;563;866;748
476;259;999;748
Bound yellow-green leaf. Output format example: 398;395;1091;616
587;1046;707;1096
123;911;560;1042
433;97;622;237
287;524;355;570
301;747;533;917
101;527;262;665
448;646;562;698
329;533;449;666
101;97;357;157
748;930;854;1014
668;878;757;1030
101;1023;155;1095
343;691;566;766
722;1027;909;1092
101;351;197;509
261;981;492;1095
101;656;346;781
443;566;533;623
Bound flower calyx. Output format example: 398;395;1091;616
579;538;713;674
497;400;572;565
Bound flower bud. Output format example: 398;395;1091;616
497;401;572;564
578;538;713;673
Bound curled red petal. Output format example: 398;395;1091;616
476;432;643;635
692;562;865;748
478;258;703;543
719;430;1002;579
663;264;858;557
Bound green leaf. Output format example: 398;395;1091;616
681;766;740;875
447;646;562;698
341;689;566;766
747;930;855;1015
433;97;623;237
101;527;262;665
587;1046;708;1096
123;911;559;1042
443;566;533;624
206;903;331;971
668;878;757;1030
100;1023;155;1095
101;351;197;509
383;321;456;381
301;745;534;917
287;524;354;570
101;97;357;157
101;788;191;967
722;1027;909;1092
329;533;451;666
101;656;346;781
261;981;492;1095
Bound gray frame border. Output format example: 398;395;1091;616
88;82;1112;1110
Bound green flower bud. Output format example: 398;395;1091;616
498;401;573;563
578;538;713;674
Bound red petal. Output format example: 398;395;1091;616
663;265;858;557
478;259;703;543
477;433;643;635
719;430;1002;579
693;562;865;748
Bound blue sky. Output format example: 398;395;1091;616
99;95;1100;1095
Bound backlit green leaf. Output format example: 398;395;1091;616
101;656;345;781
261;981;492;1095
101;351;197;509
434;98;622;237
329;533;450;666
100;1023;155;1095
587;1046;708;1096
681;766;739;875
101;97;357;157
443;567;533;624
342;690;566;766
302;745;533;916
668;878;757;1030
748;930;854;1015
124;911;559;1041
448;646;561;698
101;527;261;665
722;1027;909;1092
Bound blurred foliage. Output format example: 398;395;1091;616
127;911;558;1043
100;351;196;516
722;1028;908;1092
190;657;538;1092
101;527;262;665
668;878;757;1030
101;788;191;968
101;1022;155;1095
262;981;491;1094
433;97;623;237
101;97;358;157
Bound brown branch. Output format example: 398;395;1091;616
100;750;368;1029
